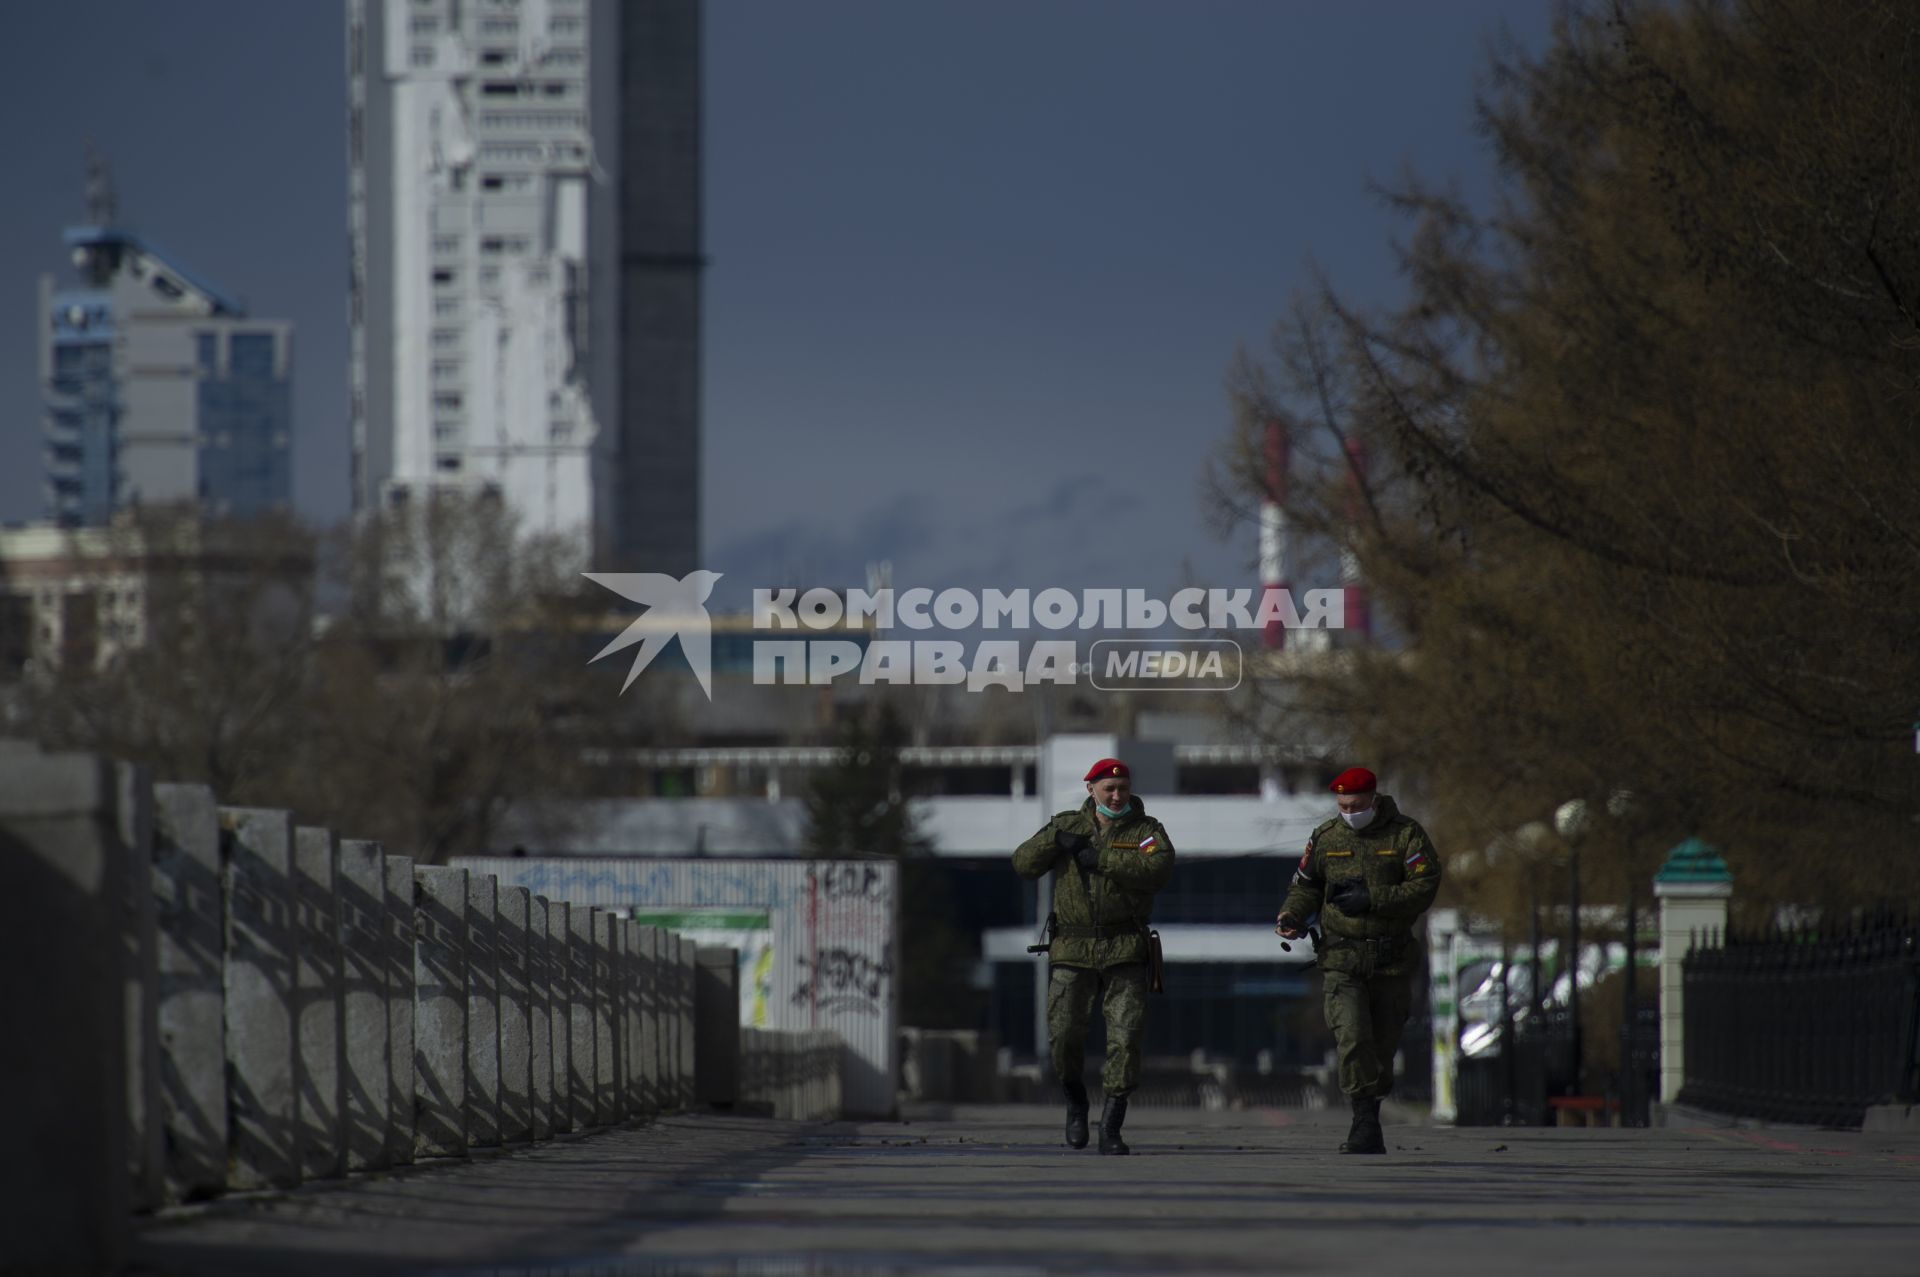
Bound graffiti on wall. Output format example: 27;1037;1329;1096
473;856;899;1040
792;942;894;1017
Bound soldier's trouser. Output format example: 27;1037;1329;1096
1048;962;1149;1099
1322;968;1414;1099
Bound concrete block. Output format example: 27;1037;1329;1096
619;918;642;1118
383;854;416;1165
118;763;163;1214
638;926;662;1113
549;900;573;1132
151;783;227;1203
498;886;532;1143
413;866;469;1158
695;946;741;1107
294;827;346;1179
660;930;679;1111
1863;1104;1920;1135
643;927;660;1114
219;807;300;1191
677;935;697;1109
338;839;390;1172
568;902;596;1129
592;908;620;1126
465;873;501;1148
528;896;553;1141
0;744;132;1272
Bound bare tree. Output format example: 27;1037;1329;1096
1213;0;1920;914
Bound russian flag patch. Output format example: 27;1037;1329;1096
1138;834;1158;854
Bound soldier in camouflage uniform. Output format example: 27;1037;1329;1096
1013;757;1175;1154
1276;767;1441;1154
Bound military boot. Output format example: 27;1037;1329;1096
1097;1095;1130;1156
1338;1096;1386;1154
1063;1079;1090;1149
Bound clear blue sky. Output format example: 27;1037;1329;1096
0;0;1555;608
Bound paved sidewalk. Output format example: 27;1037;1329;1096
129;1104;1920;1276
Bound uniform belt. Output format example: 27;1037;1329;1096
1324;935;1409;957
1053;922;1146;940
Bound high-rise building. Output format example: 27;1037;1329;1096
39;156;294;526
347;0;701;572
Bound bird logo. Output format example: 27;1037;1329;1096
583;570;724;698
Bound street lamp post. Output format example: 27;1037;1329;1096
1554;799;1590;1096
1605;790;1641;1122
1515;821;1552;1031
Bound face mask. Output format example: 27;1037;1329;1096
1340;805;1375;830
1096;800;1133;820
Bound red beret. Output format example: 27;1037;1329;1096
1330;767;1377;794
1084;758;1130;782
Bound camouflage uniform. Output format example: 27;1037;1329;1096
1280;794;1441;1100
1013;796;1175;1099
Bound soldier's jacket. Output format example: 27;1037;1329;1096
1013;796;1175;969
1280;794;1441;975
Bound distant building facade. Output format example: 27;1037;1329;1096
347;0;701;571
0;516;313;680
39;164;293;526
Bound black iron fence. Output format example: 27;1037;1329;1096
1455;1002;1659;1127
1679;916;1920;1128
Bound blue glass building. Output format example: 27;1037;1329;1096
39;200;293;525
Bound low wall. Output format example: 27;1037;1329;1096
742;1029;844;1121
0;741;844;1275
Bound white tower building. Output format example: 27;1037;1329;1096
347;0;700;570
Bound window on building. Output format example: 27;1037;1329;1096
433;268;457;285
411;45;435;67
436;454;463;472
229;333;275;378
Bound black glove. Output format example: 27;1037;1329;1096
1055;829;1098;871
1327;879;1372;915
